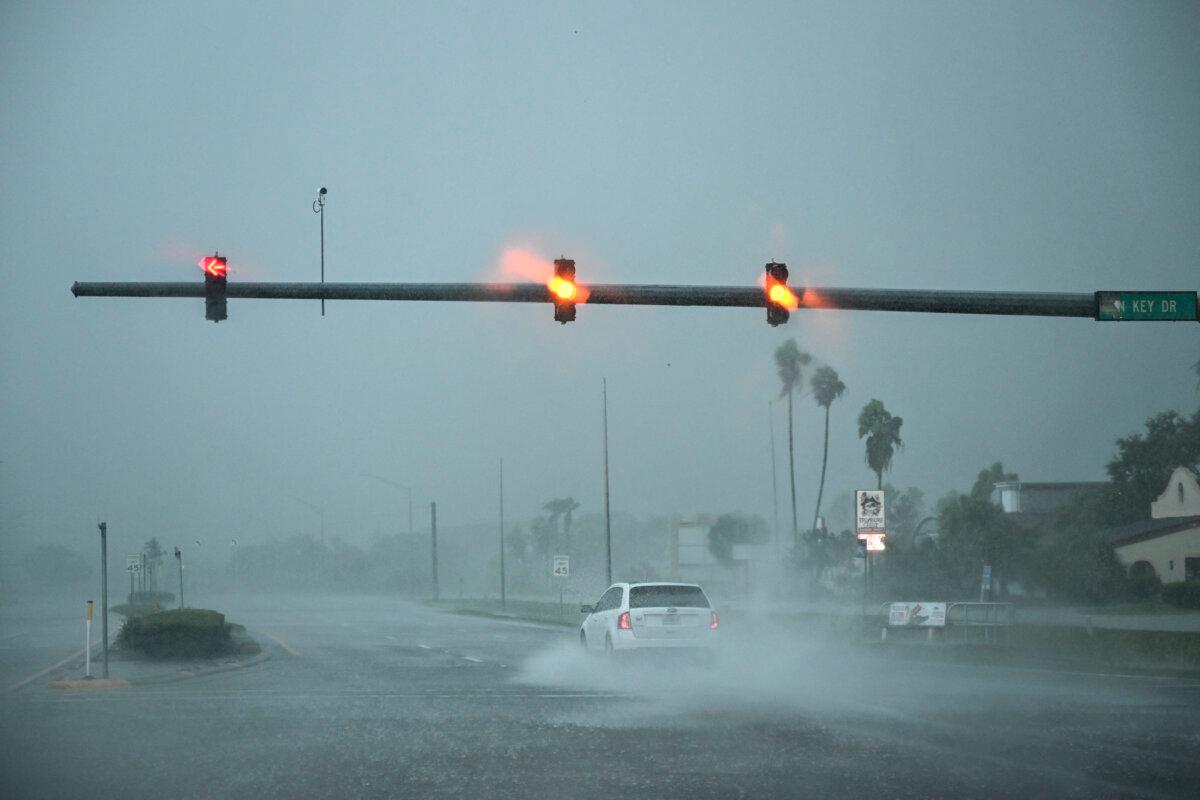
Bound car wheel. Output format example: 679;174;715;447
604;633;614;655
580;631;588;650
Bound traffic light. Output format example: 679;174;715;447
764;262;796;326
551;258;577;323
199;253;227;322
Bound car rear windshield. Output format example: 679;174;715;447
629;585;710;609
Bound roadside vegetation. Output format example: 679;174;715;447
116;608;259;659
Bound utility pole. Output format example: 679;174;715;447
430;502;439;602
602;378;612;586
313;187;327;316
499;458;506;610
98;522;109;679
768;401;780;568
174;546;184;608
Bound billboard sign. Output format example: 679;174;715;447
888;602;946;627
855;490;885;533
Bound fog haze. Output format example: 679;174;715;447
2;1;1198;557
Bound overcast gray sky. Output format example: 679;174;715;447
2;1;1197;555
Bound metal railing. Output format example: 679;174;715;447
874;601;1015;644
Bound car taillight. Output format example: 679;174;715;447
710;611;719;630
618;611;632;630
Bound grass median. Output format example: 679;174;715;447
428;598;581;627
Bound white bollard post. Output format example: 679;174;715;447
85;600;93;679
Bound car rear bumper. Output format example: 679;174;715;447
611;629;717;650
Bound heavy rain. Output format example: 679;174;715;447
2;3;1199;799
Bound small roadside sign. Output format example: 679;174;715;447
981;564;992;590
1096;291;1198;322
552;555;570;578
888;602;946;627
126;555;142;573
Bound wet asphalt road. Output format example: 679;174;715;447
2;595;1198;799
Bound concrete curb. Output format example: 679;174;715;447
41;641;274;690
47;678;131;690
124;646;273;687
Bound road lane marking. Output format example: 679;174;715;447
384;635;397;641
417;644;431;649
260;633;300;657
461;656;483;663
8;646;87;692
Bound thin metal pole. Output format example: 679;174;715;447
99;523;108;679
499;458;506;610
603;378;612;585
318;191;325;316
787;388;798;547
769;401;780;567
176;548;185;608
430;502;439;601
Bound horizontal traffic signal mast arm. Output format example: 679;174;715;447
71;281;1107;318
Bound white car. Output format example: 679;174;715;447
579;582;719;653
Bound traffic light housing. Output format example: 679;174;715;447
199;253;227;322
551;258;577;324
765;262;793;326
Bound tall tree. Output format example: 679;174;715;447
774;339;813;543
857;399;903;490
543;498;581;543
1104;409;1200;523
810;365;846;533
971;462;1019;502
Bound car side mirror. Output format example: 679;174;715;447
580;604;594;614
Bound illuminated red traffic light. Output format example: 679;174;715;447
551;258;577;323
199;255;228;278
200;252;228;322
764;262;796;326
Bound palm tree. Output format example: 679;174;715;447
543;498;580;543
774;339;812;543
810;366;846;533
857;399;903;490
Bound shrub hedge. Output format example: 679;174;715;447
117;608;234;658
1162;580;1200;609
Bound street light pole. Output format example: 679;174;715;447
288;494;326;544
313;187;327;316
174;546;184;608
602;378;612;586
499;458;506;610
430;502;439;602
769;401;780;569
98;522;108;679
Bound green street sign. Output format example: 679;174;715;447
1096;291;1198;321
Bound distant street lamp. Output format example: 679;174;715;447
288;494;326;543
359;473;413;537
